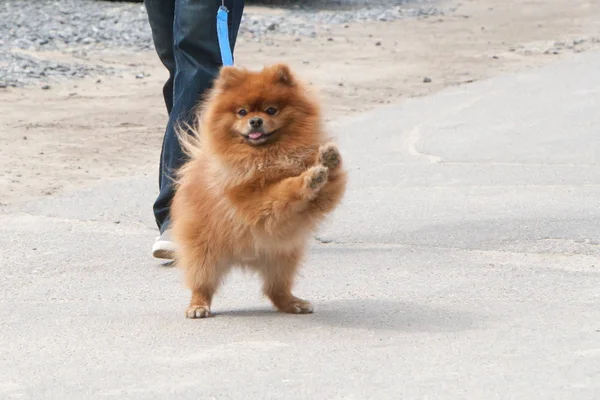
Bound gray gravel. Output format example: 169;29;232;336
0;0;442;87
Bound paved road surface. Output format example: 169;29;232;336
1;52;599;399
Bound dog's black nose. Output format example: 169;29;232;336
249;117;263;128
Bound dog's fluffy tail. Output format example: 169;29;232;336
170;119;205;188
175;119;203;160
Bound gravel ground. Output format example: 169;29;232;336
0;0;442;87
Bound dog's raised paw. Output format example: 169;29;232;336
319;142;341;170
305;165;329;191
186;305;211;319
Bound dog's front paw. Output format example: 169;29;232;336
319;142;341;170
304;165;329;192
186;305;211;319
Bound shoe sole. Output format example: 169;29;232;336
152;240;177;260
152;248;176;260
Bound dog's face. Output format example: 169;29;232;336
203;64;319;149
234;103;282;146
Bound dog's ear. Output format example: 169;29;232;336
216;67;247;90
269;64;296;87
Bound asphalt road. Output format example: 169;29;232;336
1;51;599;399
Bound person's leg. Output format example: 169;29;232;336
144;0;176;114
144;0;176;256
153;0;245;235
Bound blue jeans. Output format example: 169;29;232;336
144;0;245;233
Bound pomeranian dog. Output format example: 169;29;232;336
171;64;347;318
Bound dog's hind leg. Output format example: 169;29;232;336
260;249;313;314
181;251;229;319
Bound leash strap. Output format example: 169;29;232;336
216;4;234;66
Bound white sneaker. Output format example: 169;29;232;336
152;229;177;260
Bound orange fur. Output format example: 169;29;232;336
170;64;347;318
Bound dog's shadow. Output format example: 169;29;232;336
217;299;480;333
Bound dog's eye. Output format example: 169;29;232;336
265;107;278;115
238;109;248;117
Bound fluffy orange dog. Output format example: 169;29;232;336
171;64;347;318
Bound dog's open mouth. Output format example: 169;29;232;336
248;131;266;140
243;130;275;145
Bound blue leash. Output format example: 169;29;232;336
216;3;234;66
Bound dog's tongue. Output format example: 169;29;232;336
249;132;263;140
